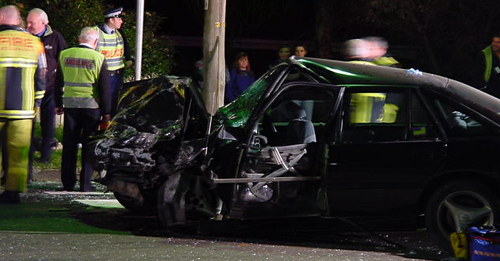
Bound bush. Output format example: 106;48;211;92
119;10;176;80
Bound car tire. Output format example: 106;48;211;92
157;174;218;230
113;190;156;213
157;173;187;229
425;180;500;251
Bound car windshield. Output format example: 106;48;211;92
216;66;285;128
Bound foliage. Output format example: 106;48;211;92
32;121;64;170
0;0;175;80
120;11;175;80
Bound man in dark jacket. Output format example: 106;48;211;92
26;8;67;166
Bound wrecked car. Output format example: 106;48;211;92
90;56;500;251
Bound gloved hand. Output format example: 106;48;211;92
99;114;110;130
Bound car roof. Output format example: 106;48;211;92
290;56;450;88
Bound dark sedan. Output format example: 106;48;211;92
90;56;500;251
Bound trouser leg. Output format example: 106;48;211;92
40;92;56;161
27;117;36;182
4;119;32;192
79;108;100;192
109;73;123;117
61;109;80;191
1;129;7;184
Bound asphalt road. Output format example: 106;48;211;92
0;170;453;261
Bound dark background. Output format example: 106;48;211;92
111;0;499;85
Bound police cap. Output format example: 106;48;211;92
104;7;123;18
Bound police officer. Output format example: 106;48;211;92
55;27;110;192
0;5;47;203
94;7;132;117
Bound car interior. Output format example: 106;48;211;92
236;86;334;203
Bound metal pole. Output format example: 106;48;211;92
135;0;145;80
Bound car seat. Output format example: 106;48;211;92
284;101;317;144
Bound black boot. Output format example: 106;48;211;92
0;191;20;203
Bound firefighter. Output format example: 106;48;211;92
94;7;133;117
55;27;110;192
0;5;47;203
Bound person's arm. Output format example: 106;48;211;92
224;69;237;103
54;60;64;114
119;29;133;67
34;51;47;108
98;60;111;117
56;31;68;54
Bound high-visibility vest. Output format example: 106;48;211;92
374;56;400;67
0;29;45;119
482;45;493;83
94;26;125;71
59;47;105;108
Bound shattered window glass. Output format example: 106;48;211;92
216;67;285;128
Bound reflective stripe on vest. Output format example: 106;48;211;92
0;57;38;67
95;27;125;71
59;47;104;109
0;30;44;119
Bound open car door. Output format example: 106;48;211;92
213;83;341;219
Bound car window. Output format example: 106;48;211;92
340;89;438;143
410;93;439;139
257;87;335;146
341;91;407;143
217;67;284;128
430;97;493;137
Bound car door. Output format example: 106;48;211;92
219;83;341;219
326;86;447;216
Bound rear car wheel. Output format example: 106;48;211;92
425;180;500;251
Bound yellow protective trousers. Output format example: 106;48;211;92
0;119;32;192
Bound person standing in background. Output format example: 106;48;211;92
362;36;401;67
224;52;255;104
94;7;133;117
294;44;308;57
474;33;500;98
269;45;291;68
55;27;110;192
26;8;67;168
